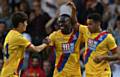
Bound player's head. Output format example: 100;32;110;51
57;4;74;34
12;12;28;32
87;13;102;33
57;14;72;34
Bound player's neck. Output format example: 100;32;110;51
13;28;23;33
92;27;102;33
95;30;101;33
61;29;73;35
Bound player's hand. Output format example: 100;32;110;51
93;56;105;64
42;37;50;45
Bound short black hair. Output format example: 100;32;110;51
87;13;102;22
12;12;28;28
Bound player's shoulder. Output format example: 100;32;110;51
79;24;87;28
107;33;114;38
78;23;87;28
102;31;115;40
49;30;61;38
50;30;60;35
9;30;21;36
6;30;21;39
78;24;88;33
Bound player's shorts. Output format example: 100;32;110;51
53;68;81;77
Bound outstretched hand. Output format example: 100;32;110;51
42;36;51;45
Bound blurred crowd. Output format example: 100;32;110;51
0;0;120;77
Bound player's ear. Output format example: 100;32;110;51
18;22;24;28
96;21;101;28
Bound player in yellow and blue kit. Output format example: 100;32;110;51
79;13;120;77
0;12;49;77
48;3;82;77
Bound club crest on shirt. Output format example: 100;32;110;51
62;43;74;53
88;39;97;51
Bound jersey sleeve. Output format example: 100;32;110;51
79;25;88;33
79;25;88;43
107;34;117;51
15;35;31;48
49;31;56;46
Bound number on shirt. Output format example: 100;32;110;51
4;43;9;59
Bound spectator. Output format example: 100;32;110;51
109;0;120;18
112;15;120;45
0;21;7;60
83;0;104;24
0;0;9;18
22;54;46;77
13;3;21;13
13;0;30;15
109;16;120;77
19;0;30;15
42;0;57;18
107;0;120;30
27;0;51;45
72;0;86;24
110;61;120;77
101;0;110;30
0;59;3;74
85;0;104;16
41;41;56;77
43;60;51;77
0;0;3;17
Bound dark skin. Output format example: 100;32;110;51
57;15;74;35
93;48;120;63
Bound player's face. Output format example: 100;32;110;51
57;15;72;34
21;20;28;32
87;19;98;33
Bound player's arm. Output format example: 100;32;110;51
27;43;48;52
28;31;56;52
102;34;120;61
27;37;50;52
94;34;120;63
99;47;120;62
93;48;120;63
16;35;50;53
105;46;120;60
